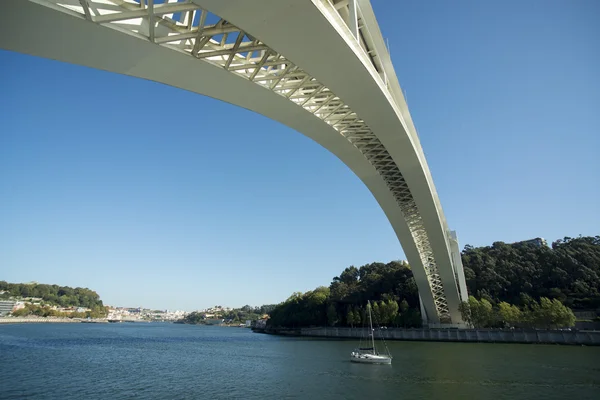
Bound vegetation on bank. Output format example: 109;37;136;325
179;305;277;325
0;281;105;309
459;295;575;329
11;303;108;319
0;281;108;318
266;236;599;329
268;261;422;328
462;236;600;310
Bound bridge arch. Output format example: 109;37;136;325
1;0;468;325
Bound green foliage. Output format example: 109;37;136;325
462;236;600;309
0;281;105;310
459;296;495;328
269;234;593;329
353;309;362;325
497;302;522;327
181;303;277;325
458;301;472;326
266;235;596;330
382;300;399;325
346;305;356;327
181;311;205;324
10;303;108;318
522;297;576;329
371;302;380;324
327;303;338;327
11;307;31;317
392;299;420;328
469;296;494;328
459;296;576;329
267;261;422;328
86;306;109;319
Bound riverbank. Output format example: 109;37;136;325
0;317;108;324
253;326;600;346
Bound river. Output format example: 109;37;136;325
0;323;598;399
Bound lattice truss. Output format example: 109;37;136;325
39;0;451;321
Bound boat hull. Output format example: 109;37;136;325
350;354;392;365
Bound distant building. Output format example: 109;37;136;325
0;300;16;317
254;319;267;329
512;237;548;248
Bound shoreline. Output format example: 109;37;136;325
0;317;108;324
0;318;250;326
253;326;600;346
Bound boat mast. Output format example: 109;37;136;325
368;300;375;354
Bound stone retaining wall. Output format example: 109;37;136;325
255;326;600;345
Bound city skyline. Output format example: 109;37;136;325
1;0;599;311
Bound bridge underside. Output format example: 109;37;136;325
1;0;468;325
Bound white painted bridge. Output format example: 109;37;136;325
1;0;468;325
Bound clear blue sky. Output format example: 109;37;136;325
1;0;598;311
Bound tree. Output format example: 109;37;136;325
547;298;576;328
462;236;600;310
336;266;359;285
12;307;29;317
346;306;355;327
458;301;472;327
370;301;381;324
404;308;423;328
467;296;494;328
394;299;417;327
383;300;399;326
497;301;522;327
479;298;495;327
327;303;338;327
0;282;105;310
353;308;362;326
525;297;576;329
266;235;598;329
330;282;350;302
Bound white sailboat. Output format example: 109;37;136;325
350;300;392;365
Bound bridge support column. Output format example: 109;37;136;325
448;231;469;304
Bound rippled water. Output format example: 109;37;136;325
0;323;598;399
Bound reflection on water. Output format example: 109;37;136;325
0;323;598;400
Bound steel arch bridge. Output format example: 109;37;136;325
1;0;468;326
